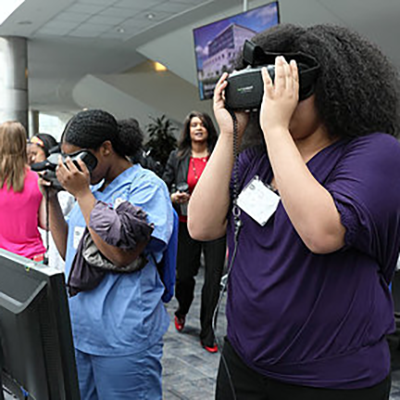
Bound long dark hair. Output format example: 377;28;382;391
29;133;58;157
240;23;400;139
177;111;218;159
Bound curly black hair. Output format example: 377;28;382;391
62;109;142;158
177;111;218;159
241;23;400;139
117;118;144;163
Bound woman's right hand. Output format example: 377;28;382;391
56;156;91;198
171;191;190;205
213;72;249;139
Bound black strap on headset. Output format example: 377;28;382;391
242;39;320;92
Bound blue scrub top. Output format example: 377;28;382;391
65;165;173;356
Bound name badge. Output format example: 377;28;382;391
237;175;280;226
115;197;126;208
73;226;85;249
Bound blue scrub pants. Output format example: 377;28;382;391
75;342;163;400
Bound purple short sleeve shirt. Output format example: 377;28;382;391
226;133;400;389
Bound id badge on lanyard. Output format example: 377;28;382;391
237;175;280;226
73;226;85;249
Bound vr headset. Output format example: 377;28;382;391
31;150;98;190
225;40;320;111
31;150;98;173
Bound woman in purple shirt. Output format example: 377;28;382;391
188;24;400;400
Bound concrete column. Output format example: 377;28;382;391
0;36;28;131
28;109;39;137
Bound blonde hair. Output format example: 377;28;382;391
0;121;28;192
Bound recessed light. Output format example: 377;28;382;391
154;61;167;72
116;27;125;33
146;13;155;20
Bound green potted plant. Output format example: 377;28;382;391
145;115;177;167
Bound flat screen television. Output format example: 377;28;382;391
0;249;80;400
193;1;280;100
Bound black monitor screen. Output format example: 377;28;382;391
193;1;280;100
0;249;80;400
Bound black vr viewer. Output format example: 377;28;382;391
225;40;320;111
31;150;98;190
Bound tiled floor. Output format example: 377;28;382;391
162;267;400;399
162;268;226;400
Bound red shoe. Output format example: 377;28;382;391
201;341;218;353
174;315;185;332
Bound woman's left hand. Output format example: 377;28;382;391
56;156;91;198
259;56;299;134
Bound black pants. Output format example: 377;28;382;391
175;221;226;346
216;338;391;400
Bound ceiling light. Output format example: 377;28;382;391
0;0;26;26
154;61;167;72
146;13;155;20
116;27;125;33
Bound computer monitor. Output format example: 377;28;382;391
0;249;80;400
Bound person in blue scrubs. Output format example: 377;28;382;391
45;109;174;400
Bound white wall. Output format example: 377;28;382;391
72;74;162;131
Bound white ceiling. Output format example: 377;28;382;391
0;0;399;118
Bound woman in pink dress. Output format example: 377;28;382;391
0;121;46;261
